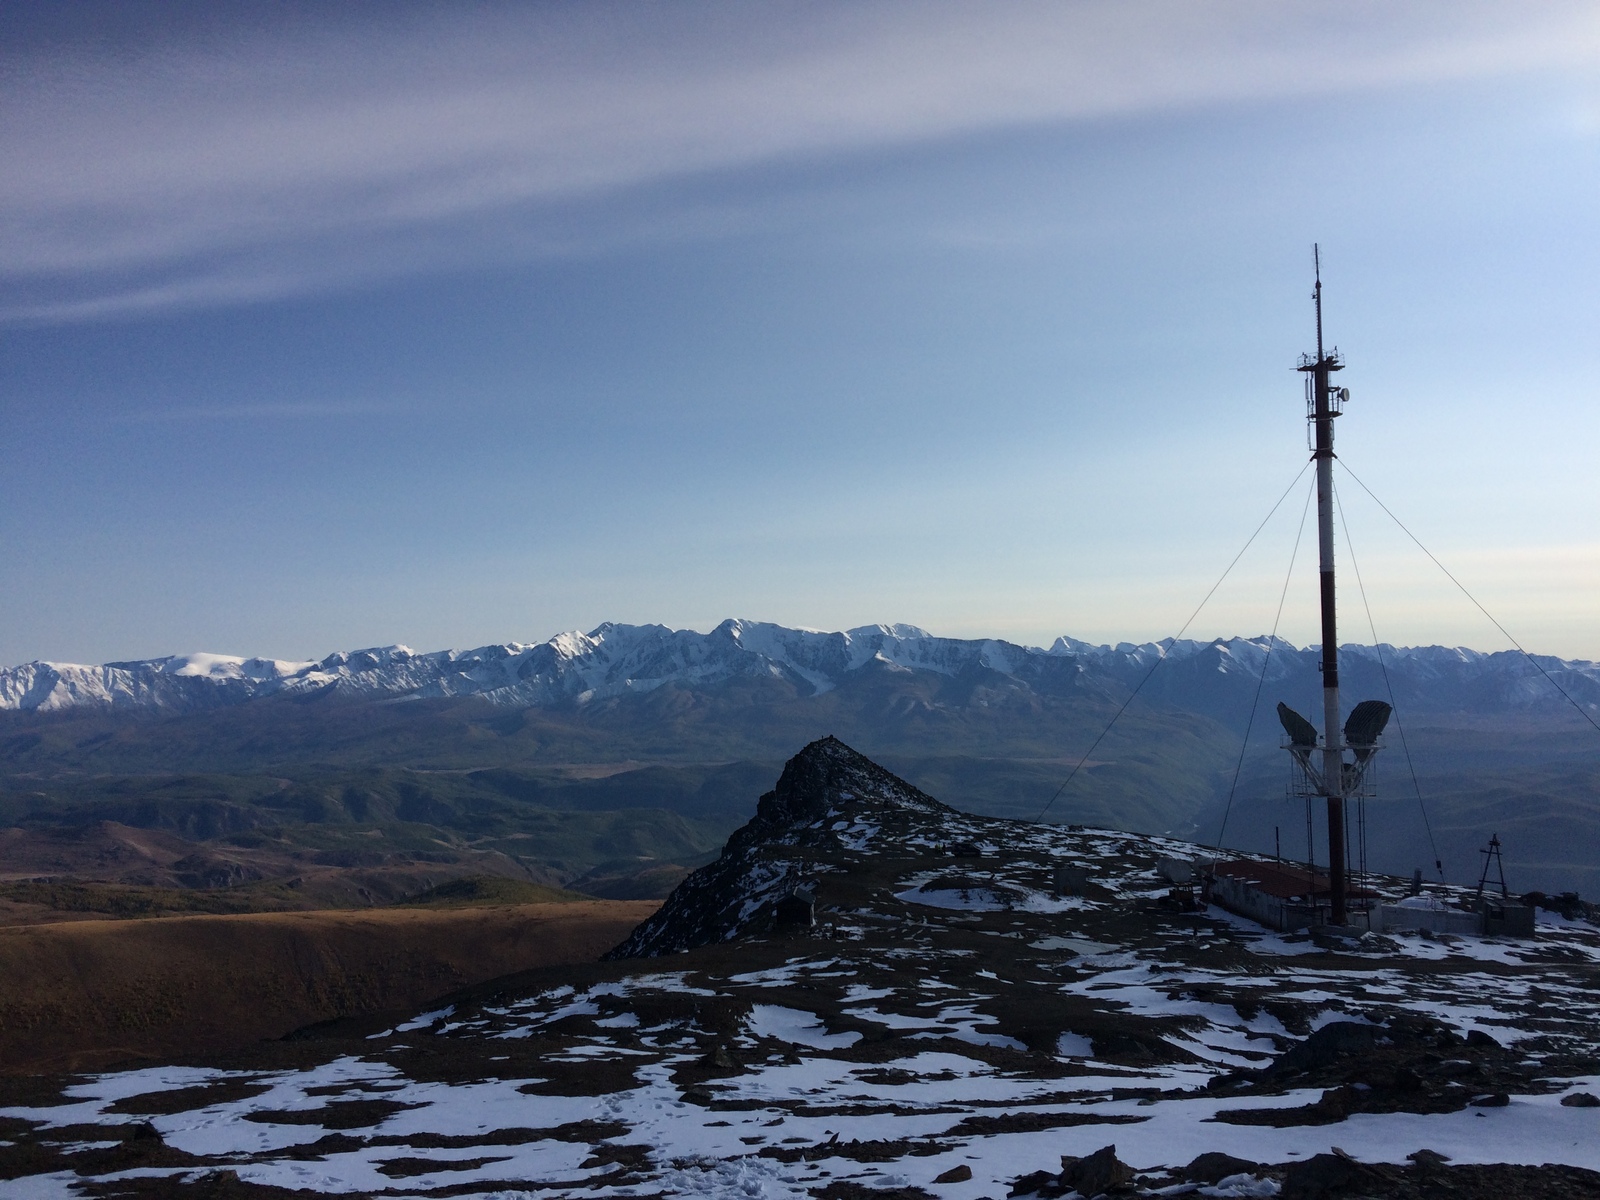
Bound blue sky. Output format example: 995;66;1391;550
3;1;1598;664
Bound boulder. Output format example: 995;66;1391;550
1182;1152;1259;1184
1057;1144;1134;1197
1281;1152;1391;1199
1276;1021;1378;1074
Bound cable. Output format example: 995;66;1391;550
1036;459;1314;822
1333;479;1445;880
1339;462;1600;739
1215;473;1315;848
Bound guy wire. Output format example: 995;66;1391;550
1333;477;1445;880
1339;462;1600;739
1214;472;1315;848
1036;458;1313;823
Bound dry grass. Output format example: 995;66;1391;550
0;900;657;1074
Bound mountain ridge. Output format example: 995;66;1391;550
5;618;1598;719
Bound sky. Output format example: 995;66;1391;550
3;1;1598;665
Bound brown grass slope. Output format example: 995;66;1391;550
0;900;656;1074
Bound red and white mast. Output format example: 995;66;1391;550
1299;246;1349;924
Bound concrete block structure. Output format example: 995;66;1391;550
1205;860;1537;939
1203;860;1370;932
1379;896;1482;937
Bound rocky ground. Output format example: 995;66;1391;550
2;737;1598;1199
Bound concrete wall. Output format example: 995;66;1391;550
1378;903;1482;936
1209;870;1540;940
1208;873;1319;932
1480;900;1535;938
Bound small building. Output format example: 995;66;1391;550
1478;895;1536;938
1204;860;1377;933
1206;861;1536;938
773;886;816;928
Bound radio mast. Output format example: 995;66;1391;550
1298;245;1348;924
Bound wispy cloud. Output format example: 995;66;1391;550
108;399;406;423
4;0;1596;321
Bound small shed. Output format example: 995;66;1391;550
1478;896;1535;938
1204;860;1377;933
773;886;816;929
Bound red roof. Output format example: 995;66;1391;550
1210;859;1376;901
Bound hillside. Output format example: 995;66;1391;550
0;899;657;1074
3;738;1596;1198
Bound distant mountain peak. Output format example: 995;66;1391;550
2;621;1596;718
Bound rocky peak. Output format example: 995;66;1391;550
606;735;950;958
738;735;945;841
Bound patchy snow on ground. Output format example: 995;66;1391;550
4;739;1598;1198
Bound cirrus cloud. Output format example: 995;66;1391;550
4;0;1597;321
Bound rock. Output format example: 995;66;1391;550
1313;1086;1351;1118
1469;1091;1510;1107
1310;926;1366;951
699;1043;741;1071
1275;1022;1379;1074
1057;1144;1134;1197
1008;1170;1061;1197
1385;1065;1424;1092
1561;1092;1600;1107
1054;866;1091;897
1182;1151;1259;1183
1407;1148;1451;1166
1281;1152;1390;1199
1465;1028;1502;1049
606;737;950;958
1204;1071;1249;1093
933;1164;973;1183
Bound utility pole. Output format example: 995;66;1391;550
1298;246;1348;925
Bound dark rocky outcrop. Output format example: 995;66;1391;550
1275;1021;1379;1073
1207;1010;1556;1126
605;736;947;958
1280;1153;1393;1200
1182;1152;1260;1184
1008;1144;1136;1198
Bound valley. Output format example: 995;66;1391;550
3;622;1596;906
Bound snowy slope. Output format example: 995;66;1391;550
3;618;1598;717
4;738;1597;1199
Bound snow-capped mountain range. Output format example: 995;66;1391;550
2;619;1597;717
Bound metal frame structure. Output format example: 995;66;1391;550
1277;249;1392;926
1296;246;1352;923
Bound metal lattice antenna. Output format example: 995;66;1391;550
1314;244;1324;361
1476;834;1509;900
